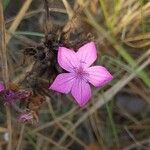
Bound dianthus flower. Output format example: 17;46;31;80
49;42;113;107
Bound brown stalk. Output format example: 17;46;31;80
0;1;12;150
5;0;32;44
0;1;32;149
62;0;74;19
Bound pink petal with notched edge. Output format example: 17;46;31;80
86;66;113;87
71;79;91;107
49;73;75;94
58;47;79;72
76;42;97;67
0;82;4;92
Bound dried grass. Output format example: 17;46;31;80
0;0;150;149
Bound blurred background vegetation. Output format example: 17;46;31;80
0;0;150;149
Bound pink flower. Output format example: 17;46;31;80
49;42;113;107
0;83;15;105
0;82;4;92
17;112;33;123
0;82;31;105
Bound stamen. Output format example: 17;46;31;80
75;65;89;80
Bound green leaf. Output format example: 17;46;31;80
14;31;44;37
2;0;10;11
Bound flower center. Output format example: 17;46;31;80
75;66;88;79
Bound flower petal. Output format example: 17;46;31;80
58;47;79;72
86;66;113;87
76;42;97;67
49;73;75;94
0;82;4;92
71;79;91;107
